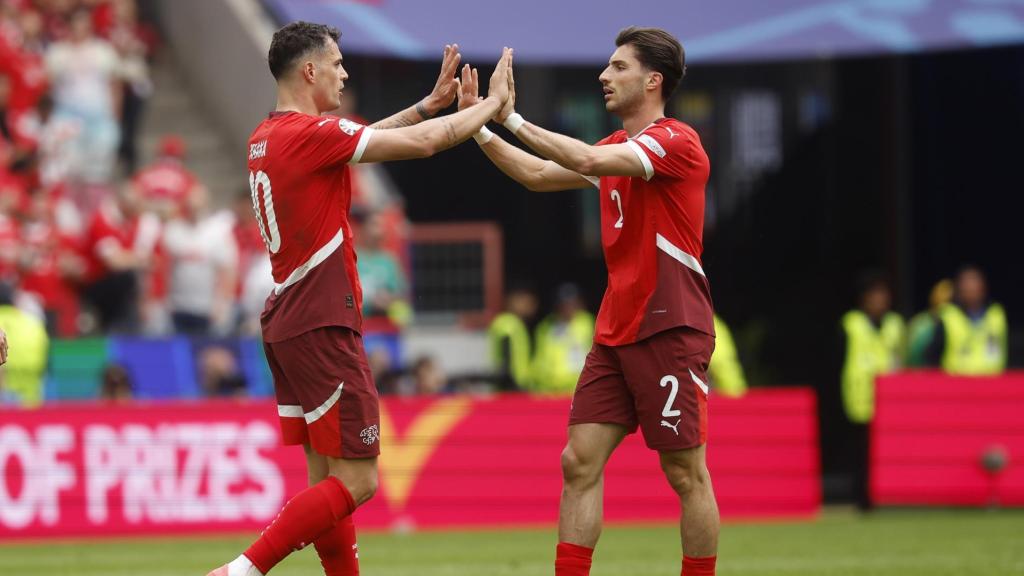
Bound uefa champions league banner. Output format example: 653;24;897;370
0;391;819;539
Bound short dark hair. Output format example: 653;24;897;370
268;21;340;80
615;26;686;100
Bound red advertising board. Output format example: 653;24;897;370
872;371;1024;506
0;390;819;539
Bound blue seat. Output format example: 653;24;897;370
238;337;274;397
108;337;198;399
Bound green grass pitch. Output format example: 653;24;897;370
2;509;1022;575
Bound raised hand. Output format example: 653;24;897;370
423;44;462;115
456;63;481;111
497;50;516;122
487;47;513;105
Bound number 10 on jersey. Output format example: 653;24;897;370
249;170;281;253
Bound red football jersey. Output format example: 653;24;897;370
246;111;374;342
589;118;714;346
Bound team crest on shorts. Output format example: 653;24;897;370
360;424;380;445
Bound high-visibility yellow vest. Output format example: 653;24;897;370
0;306;49;408
938;303;1007;375
531;311;595;394
488;312;532;388
708;314;746;397
841;310;905;423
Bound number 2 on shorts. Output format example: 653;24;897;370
660;375;681;418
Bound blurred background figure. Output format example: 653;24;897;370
80;181;159;333
839;273;905;510
356;211;409;330
531;283;594;394
44;7;121;184
906;279;953;367
230;186;270;336
393;355;448;396
927;265;1007;375
103;0;155;174
160;184;236;335
0;282;48;407
99;362;132;402
197;343;246;398
132;134;197;220
707;314;747;397
487;283;538;391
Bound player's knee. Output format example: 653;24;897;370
660;457;705;497
345;471;378;506
561;445;601;488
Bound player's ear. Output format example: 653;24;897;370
647;71;663;94
303;60;316;84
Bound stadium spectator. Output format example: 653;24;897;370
198;343;247;398
926;265;1007;375
161;184;237;335
487;283;538;390
0;282;48;407
132;134;199;219
393;355;449;396
17;190;85;336
103;0;154;173
707;314;747;397
0;7;48;116
99;362;133;402
356;211;409;330
906;278;952;367
44;7;121;184
80;181;160;332
531;283;594;393
839;273;905;510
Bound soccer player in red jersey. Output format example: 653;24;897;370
207;21;512;576
459;27;719;576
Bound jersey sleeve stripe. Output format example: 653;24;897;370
656;232;705;277
274;225;345;295
348;127;375;165
625;139;654;180
582;175;600;188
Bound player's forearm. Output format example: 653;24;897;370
479;135;555;192
369;97;439;130
417;96;502;155
513;121;597;175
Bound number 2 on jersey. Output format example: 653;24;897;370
249;170;281;253
610;189;624;229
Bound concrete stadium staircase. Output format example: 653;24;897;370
136;51;245;204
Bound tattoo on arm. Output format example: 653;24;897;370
442;118;457;147
371;113;416;130
415;100;433;120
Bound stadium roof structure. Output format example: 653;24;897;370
263;0;1024;64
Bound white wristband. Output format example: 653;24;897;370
473;126;494;145
503;113;525;134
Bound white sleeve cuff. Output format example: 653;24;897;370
625;139;654;181
581;175;600;189
349;127;375;165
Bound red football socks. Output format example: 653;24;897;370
555;542;594;576
244;476;356;574
314;515;360;576
682;555;717;576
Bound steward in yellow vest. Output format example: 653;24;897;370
488;286;538;390
707;314;747;397
840;310;905;424
0;304;49;407
531;284;594;394
928;266;1007;375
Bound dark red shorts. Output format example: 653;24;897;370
570;327;715;451
264;326;380;459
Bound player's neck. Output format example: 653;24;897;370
621;102;666;138
275;88;321;117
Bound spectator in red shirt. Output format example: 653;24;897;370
81;180;160;332
133;134;199;219
17;190;85;336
